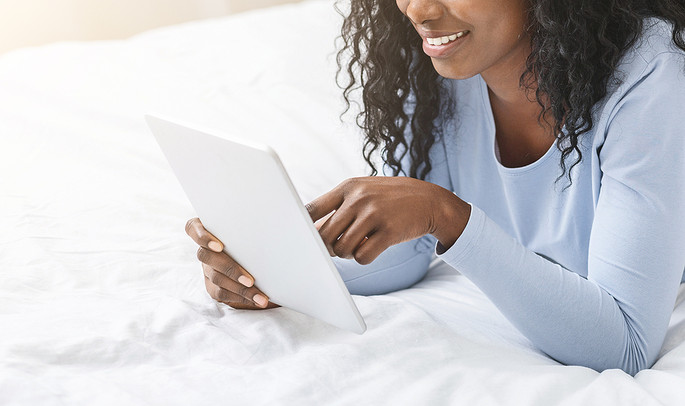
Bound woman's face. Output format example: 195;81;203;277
395;0;531;81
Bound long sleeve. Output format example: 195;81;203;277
334;235;435;295
437;51;685;375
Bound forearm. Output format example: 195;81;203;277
438;205;682;375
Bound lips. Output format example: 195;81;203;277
425;30;469;46
421;30;470;58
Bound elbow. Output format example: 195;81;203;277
614;341;659;376
556;347;655;376
585;306;666;376
605;357;650;377
549;329;661;376
590;334;661;376
336;239;432;295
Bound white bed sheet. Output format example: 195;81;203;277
1;1;685;404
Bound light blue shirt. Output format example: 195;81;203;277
333;19;685;375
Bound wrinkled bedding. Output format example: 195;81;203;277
1;1;685;404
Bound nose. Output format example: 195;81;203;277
403;0;444;25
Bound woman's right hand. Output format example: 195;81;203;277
185;218;277;309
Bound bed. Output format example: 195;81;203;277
2;0;685;404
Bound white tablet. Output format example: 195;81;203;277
146;114;366;334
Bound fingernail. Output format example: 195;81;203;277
238;275;253;287
208;241;222;252
253;294;268;308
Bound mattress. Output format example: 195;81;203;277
1;1;685;404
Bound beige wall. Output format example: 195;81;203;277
0;0;301;55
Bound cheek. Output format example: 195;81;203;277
396;0;408;15
427;31;508;80
484;1;528;40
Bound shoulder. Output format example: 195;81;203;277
610;18;685;95
595;19;685;180
595;19;685;132
634;18;684;62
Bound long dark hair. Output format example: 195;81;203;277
336;0;685;183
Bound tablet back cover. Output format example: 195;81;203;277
146;114;366;334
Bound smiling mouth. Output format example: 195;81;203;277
425;31;469;46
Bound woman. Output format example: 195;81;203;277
186;0;685;374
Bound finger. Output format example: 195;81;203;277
186;217;223;252
305;188;345;223
353;231;391;265
314;211;335;231
203;264;269;308
197;246;255;288
204;276;257;308
317;209;356;256
332;219;374;259
204;277;279;310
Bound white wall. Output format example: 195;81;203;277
0;0;301;55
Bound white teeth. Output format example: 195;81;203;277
427;31;467;46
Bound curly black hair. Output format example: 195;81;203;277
335;0;685;184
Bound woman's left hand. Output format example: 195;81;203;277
306;177;471;265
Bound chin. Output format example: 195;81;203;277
431;60;478;80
